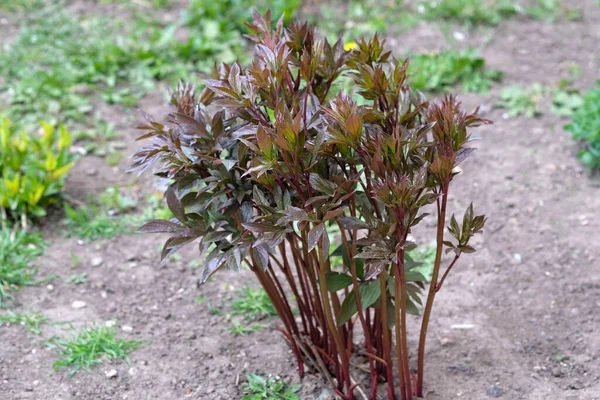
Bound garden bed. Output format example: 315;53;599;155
0;0;599;399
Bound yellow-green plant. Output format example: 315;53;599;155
0;117;75;222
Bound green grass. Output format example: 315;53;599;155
229;321;265;336
241;374;301;400
64;272;88;285
552;88;584;117
417;0;580;26
0;0;251;136
564;81;600;170
0;310;49;334
408;49;502;93
63;203;126;241
48;324;143;377
0;227;46;307
497;84;545;117
232;287;278;321
417;0;520;26
63;188;173;241
316;0;419;42
0;0;43;11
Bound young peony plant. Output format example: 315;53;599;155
131;11;488;400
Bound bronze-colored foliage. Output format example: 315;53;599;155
132;11;489;400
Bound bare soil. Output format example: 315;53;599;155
1;1;599;399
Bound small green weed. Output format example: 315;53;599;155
74;119;124;160
208;304;224;316
64;272;88;285
63;203;125;241
70;253;82;269
64;187;140;241
0;310;48;334
526;0;581;22
497;84;545;117
0;227;46;307
552;89;584;117
241;374;301;400
229;321;264;336
49;324;143;377
408;49;501;93
564;81;600;170
232;287;277;321
99;187;136;214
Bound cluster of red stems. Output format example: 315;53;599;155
132;11;488;400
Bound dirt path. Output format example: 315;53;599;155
1;1;599;399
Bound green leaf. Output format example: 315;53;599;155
325;272;353;292
309;173;336;196
336;280;380;326
338;216;371;230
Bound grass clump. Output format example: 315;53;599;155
64;187;172;241
0;227;46;307
241;374;301;400
232;287;278;321
417;0;520;26
497;84;545;117
64;203;126;241
417;0;580;26
0;310;49;334
317;0;418;42
49;324;143;377
183;0;300;34
564;81;600;170
408;49;501;93
229;321;264;336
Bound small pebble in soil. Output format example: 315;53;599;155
105;369;118;379
440;337;453;346
513;253;522;263
105;320;117;328
122;325;133;333
453;31;465;41
91;257;104;267
71;301;87;309
450;324;474;330
46;284;54;291
486;384;504;397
